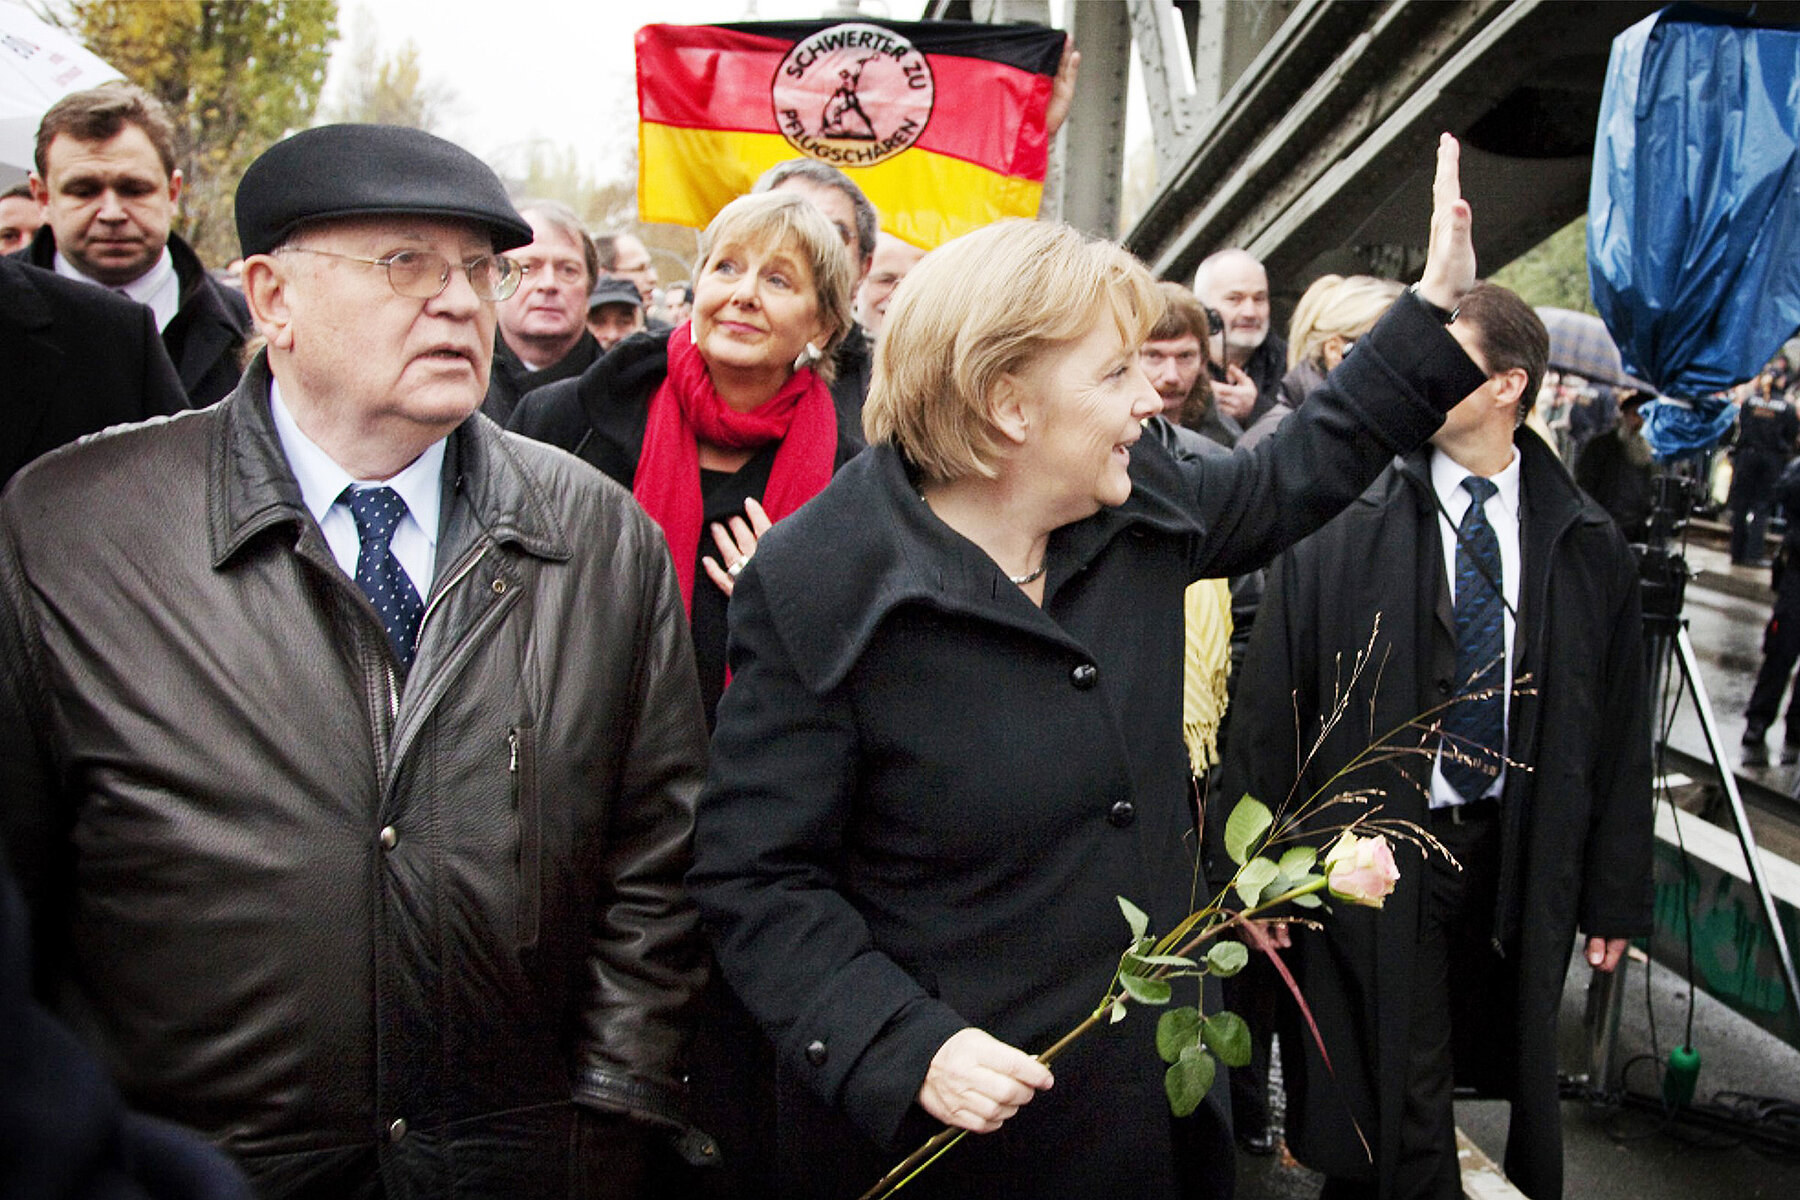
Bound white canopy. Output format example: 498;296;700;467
0;3;123;186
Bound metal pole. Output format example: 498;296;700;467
1578;621;1678;1093
1673;625;1800;1021
1584;961;1630;1093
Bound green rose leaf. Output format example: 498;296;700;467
1290;892;1324;909
1119;971;1173;1006
1278;845;1318;875
1131;954;1198;969
1236;856;1280;909
1203;1010;1253;1068
1205;940;1250;977
1156;1006;1202;1064
1224;795;1273;866
1118;896;1150;942
1164;1044;1217;1117
1110;998;1128;1024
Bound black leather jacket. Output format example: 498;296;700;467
0;357;709;1197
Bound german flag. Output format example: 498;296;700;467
636;20;1067;250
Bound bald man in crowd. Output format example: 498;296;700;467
1194;248;1288;445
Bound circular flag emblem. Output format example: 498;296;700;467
772;23;934;168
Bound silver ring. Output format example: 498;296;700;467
727;557;746;578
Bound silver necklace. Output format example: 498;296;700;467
918;487;1044;585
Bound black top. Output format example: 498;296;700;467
695;451;777;723
1736;393;1799;457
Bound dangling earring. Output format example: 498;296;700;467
793;341;822;371
690;321;700;345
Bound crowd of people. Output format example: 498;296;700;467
1;75;1656;1200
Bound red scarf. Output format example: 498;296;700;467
633;323;837;614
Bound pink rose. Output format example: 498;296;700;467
1323;831;1400;908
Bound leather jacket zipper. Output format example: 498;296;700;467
506;725;541;948
419;545;490;636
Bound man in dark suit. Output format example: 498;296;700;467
1224;283;1652;1200
1;255;185;486
481;200;604;425
18;81;249;408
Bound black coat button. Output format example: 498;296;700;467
1108;800;1136;827
806;1039;828;1066
1437;678;1452;696
1071;662;1099;689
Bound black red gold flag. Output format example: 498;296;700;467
636;19;1066;250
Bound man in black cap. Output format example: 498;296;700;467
586;274;646;353
0;124;708;1200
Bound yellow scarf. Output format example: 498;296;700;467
1182;578;1234;773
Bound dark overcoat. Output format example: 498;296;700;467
688;294;1484;1199
16;227;249;408
480;328;603;426
1221;430;1654;1199
0;256;186;487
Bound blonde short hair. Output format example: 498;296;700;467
698;192;855;383
864;219;1162;483
1287;274;1403;370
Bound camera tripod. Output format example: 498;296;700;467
1585;495;1800;1090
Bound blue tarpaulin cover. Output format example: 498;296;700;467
1590;4;1800;454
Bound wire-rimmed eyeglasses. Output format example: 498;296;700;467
277;247;522;302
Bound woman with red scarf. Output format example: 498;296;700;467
511;192;858;725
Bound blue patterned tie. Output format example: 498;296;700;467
1440;476;1505;803
343;486;425;669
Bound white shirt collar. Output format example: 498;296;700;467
268;379;444;548
1430;442;1522;523
55;245;181;331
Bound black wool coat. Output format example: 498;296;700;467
16;228;249;408
480;328;602;427
1221;430;1654;1200
0;256;186;488
688;293;1485;1199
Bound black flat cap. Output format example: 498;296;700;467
236;124;532;257
588;276;644;311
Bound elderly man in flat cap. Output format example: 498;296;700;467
0;125;708;1199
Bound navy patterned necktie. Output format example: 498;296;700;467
343;486;425;669
1440;475;1505;803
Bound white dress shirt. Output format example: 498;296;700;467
1429;445;1522;808
269;381;444;597
56;245;181;332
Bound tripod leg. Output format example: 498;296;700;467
1674;626;1800;1022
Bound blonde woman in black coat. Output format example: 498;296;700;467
689;137;1484;1200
